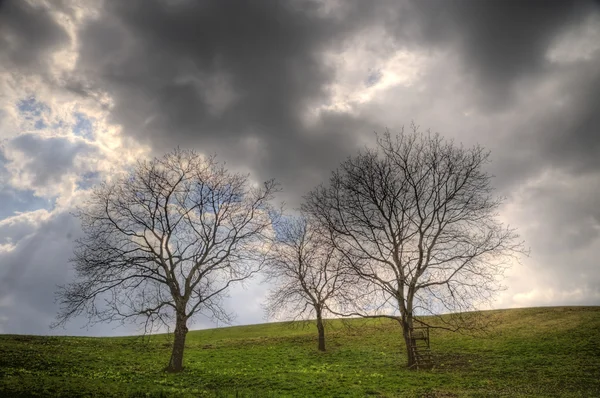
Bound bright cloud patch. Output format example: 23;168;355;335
321;44;426;114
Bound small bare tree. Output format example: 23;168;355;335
264;215;347;351
303;126;526;368
54;149;279;372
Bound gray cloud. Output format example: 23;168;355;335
9;133;96;188
0;150;53;219
416;0;591;108
71;0;382;205
0;211;76;333
541;61;600;175
0;0;69;71
69;0;600;195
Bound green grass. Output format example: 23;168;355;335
1;306;599;397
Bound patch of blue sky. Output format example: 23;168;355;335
0;189;56;221
17;96;50;133
365;68;383;88
17;97;50;121
34;119;47;130
16;98;96;139
73;112;94;139
271;213;296;243
76;171;100;190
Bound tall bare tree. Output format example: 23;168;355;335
264;215;348;351
54;149;279;372
303;126;526;368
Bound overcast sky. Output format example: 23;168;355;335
1;0;599;337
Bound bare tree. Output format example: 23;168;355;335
54;149;279;372
264;215;348;351
303;126;526;368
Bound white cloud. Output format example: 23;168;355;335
0;209;52;242
318;30;427;116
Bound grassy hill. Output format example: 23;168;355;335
1;306;599;397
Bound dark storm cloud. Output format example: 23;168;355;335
542;60;600;175
377;0;600;185
405;0;593;108
71;0;599;196
481;49;600;196
438;0;600;183
364;0;600;190
72;0;381;204
0;0;69;71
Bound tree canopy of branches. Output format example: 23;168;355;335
303;126;526;368
54;149;279;372
264;215;349;351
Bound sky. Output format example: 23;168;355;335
0;0;599;337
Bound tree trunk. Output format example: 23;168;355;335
316;311;326;351
401;316;416;368
166;315;188;372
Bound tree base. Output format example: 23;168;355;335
163;365;185;373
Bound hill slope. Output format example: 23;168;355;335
1;306;599;397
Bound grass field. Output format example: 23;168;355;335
1;306;599;397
